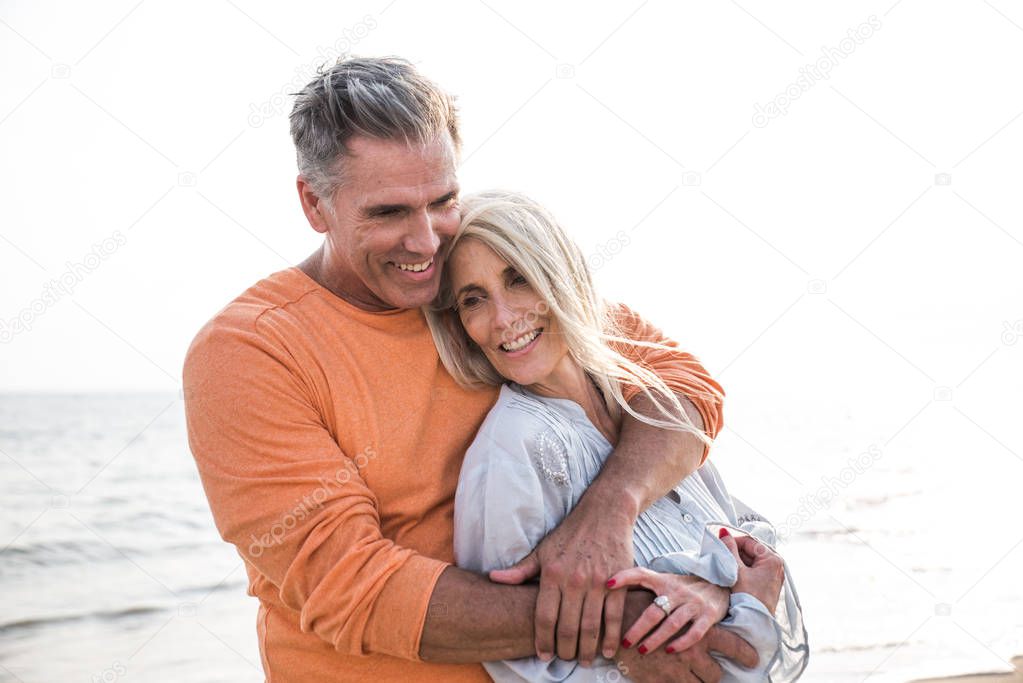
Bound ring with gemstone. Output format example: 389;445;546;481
654;594;672;616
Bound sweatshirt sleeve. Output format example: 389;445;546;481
182;315;448;661
606;301;725;463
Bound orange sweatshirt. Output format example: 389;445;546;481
183;267;724;682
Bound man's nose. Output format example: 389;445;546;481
403;209;441;256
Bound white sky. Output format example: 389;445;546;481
1;0;1021;405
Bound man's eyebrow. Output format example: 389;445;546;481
362;187;459;217
363;202;408;216
431;189;458;203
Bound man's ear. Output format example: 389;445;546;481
296;175;329;234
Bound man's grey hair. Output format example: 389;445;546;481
289;56;460;213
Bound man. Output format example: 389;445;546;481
183;57;756;682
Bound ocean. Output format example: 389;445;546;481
2;389;1021;682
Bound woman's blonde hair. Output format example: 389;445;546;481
424;190;712;445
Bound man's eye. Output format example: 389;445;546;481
432;195;456;208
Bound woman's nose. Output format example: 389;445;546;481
491;298;518;330
492;299;527;340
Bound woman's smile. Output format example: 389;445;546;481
499;327;543;356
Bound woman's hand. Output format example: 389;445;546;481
606;567;730;655
719;528;785;614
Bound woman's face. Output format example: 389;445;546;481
448;238;567;386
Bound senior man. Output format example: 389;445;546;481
183;56;755;682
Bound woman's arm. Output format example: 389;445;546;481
491;390;713;664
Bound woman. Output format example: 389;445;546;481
424;190;808;682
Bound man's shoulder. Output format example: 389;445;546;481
184;268;319;368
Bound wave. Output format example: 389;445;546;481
0;605;165;635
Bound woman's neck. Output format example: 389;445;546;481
525;360;620;446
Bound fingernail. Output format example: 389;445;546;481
603;648;616;658
665;646;675;654
621;638;632;649
538;652;552;662
638;645;648;655
718;527;730;539
606;578;616;588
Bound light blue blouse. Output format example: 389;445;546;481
453;383;809;682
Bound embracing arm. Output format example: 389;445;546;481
491;302;726;665
420;567;539;661
184;319;453;660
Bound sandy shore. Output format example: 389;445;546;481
911;656;1023;682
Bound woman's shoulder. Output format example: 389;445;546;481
463;385;576;476
474;383;571;441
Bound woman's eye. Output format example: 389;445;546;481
460;296;481;310
510;274;528;286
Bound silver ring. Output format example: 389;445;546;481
654;594;671;616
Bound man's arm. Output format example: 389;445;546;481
420;566;537;661
489;301;726;664
422;575;759;683
184;318;451;661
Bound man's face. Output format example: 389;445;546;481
317;135;460;311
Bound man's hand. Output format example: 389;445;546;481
617;625;758;683
607;568;729;655
489;488;635;665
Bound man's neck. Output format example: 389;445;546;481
297;249;398;313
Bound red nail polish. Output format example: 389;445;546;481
638;645;648;655
718;527;730;539
606;578;616;588
621;638;632;649
666;646;675;654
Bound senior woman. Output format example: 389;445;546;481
424;191;808;682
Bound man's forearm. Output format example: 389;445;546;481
420;566;539;662
588;391;707;517
420;568;658;663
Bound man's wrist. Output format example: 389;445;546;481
581;476;642;523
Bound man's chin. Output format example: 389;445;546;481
378;281;441;311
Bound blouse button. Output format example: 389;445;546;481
683;513;694;523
